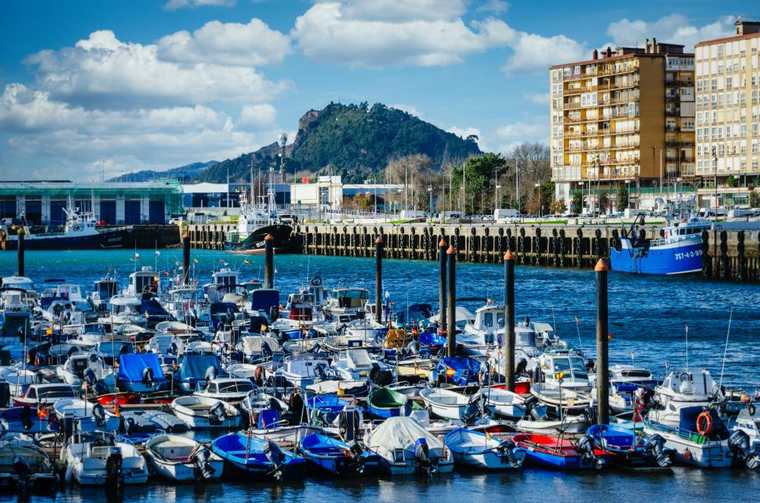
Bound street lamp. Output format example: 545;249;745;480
624;179;630;209
534;183;541;218
427;185;433;215
577;181;584;215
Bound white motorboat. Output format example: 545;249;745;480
55;353;111;385
365;416;454;476
170;395;242;430
530;383;591;415
144;434;223;482
53;398;120;432
444;427;525;470
647;369;722;429
194;377;254;403
62;432;148;486
534;352;591;391
273;355;331;388
419;388;475;421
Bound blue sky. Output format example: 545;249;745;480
0;0;752;180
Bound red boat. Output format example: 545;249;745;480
96;392;139;407
513;433;604;470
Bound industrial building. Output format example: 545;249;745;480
550;39;696;206
0;180;183;225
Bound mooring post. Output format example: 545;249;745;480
595;258;610;424
182;225;191;286
375;236;383;324
17;227;25;277
446;245;457;357
504;250;515;390
264;234;274;289
438;238;447;333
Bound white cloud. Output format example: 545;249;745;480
26;30;288;108
239;103;277;129
504;32;588;72
477;0;509;15
606;14;736;50
164;0;236;11
494;121;548;152
292;1;515;67
0;83;276;180
157;18;291;66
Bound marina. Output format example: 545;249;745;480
0;244;759;501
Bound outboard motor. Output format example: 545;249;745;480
205;366;217;382
414;438;437;475
289;392;305;425
495;439;520;466
369;363;392;386
62;414;75;442
462;394;484;425
84;368;97;387
643;434;672;467
92;403;107;427
0;381;10;408
142;367;154;387
208;402;227;425
105;448;123;487
192;446;216;479
729;430;760;470
576;435;604;470
20;406;32;432
347;442;365;474
338;407;362;442
264;440;286;480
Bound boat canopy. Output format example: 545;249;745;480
118;353;167;385
366;416;445;451
179;353;225;381
251;289;280;312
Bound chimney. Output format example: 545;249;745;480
645;38;650;52
606;46;612;58
592;48;598;60
652;37;657;53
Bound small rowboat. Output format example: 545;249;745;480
145;434;223;482
444;428;525;470
513;433;603;470
367;387;411;419
211;431;306;480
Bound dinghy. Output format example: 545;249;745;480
480;386;528;419
145;434;223;482
514;414;587;434
211;431;306;480
170;396;242;430
367;387;411;419
444;427;525;470
298;432;364;476
530;383;591;415
0;437;57;492
513;433;604;470
364;416;454;476
586;424;672;467
419;388;478;421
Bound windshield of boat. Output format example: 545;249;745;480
553;357;588;378
216;381;253;393
38;386;77;399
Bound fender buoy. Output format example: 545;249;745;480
749;404;756;416
696;410;713;436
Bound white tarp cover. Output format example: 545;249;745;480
366;416;444;452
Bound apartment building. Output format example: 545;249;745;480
695;20;760;190
550;40;695;207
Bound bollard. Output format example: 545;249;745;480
438;238;448;333
264;234;274;289
375;237;383;324
182;227;191;286
446;245;457;357
504;250;515;390
17;228;25;277
595;258;610;425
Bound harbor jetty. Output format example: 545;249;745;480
185;221;760;282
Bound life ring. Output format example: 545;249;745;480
696;411;713;436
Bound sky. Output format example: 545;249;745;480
0;0;753;181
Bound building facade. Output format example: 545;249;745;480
695;20;760;192
0;181;182;226
550;40;695;207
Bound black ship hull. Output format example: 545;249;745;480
2;227;132;251
227;223;297;253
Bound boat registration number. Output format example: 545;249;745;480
674;250;702;261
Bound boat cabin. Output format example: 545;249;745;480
538;353;590;390
129;267;159;296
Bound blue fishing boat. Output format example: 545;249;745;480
610;215;711;275
117;353;168;394
211;431;306;480
307;394;348;423
430;357;482;386
299;432;365;475
513;433;604;470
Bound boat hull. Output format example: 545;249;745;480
227;224;297;253
610;238;703;275
2;227;131;251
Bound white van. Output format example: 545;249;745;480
494;208;520;223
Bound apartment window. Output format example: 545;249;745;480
711;78;718;91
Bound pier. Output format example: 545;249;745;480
296;222;760;282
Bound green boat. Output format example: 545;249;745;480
368;387;411;418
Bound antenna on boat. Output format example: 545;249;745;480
574;316;582;350
719;306;733;388
551;307;558;338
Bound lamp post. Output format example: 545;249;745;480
534;183;541;218
624;179;630;209
427;185;433;215
712;146;718;211
578;181;585;215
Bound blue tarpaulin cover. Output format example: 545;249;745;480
118;353;167;385
178;353;225;381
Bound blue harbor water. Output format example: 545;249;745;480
2;249;760;501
